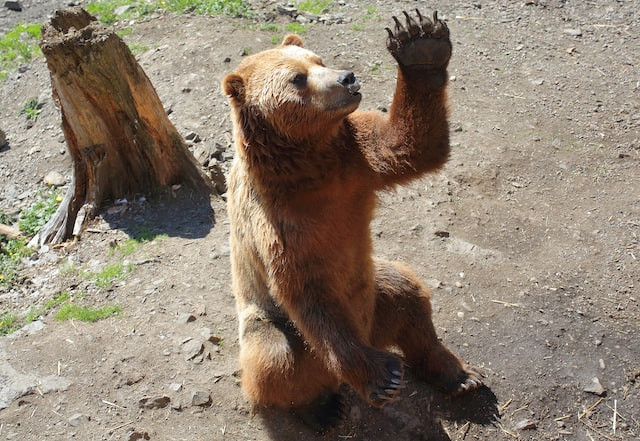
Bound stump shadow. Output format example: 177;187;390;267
102;190;215;240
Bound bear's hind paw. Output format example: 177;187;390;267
295;392;347;434
445;364;486;396
366;354;407;407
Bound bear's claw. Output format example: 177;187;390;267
367;357;407;407
386;9;452;72
446;364;486;396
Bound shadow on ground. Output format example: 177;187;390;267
258;383;499;440
102;190;216;240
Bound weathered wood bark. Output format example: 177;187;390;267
32;7;213;247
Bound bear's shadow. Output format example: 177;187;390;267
258;381;498;441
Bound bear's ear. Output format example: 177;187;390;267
222;73;245;102
282;34;304;48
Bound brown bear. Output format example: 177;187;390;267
222;10;483;431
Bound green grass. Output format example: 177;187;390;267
86;0;252;24
86;0;137;24
0;23;42;81
2;290;120;335
127;42;150;55
116;27;134;37
0;237;30;286
161;0;251;17
54;303;120;322
271;35;282;45
20;98;41;121
297;0;332;15
260;23;282;33
18;189;61;237
92;261;133;288
0;311;18;336
111;238;140;256
285;22;307;34
1;189;60;287
25;291;70;323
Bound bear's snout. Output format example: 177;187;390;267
338;71;360;95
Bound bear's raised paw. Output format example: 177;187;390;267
386;10;452;72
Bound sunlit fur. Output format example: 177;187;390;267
222;34;477;414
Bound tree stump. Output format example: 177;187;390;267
32;7;214;247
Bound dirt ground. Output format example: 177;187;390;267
1;1;639;440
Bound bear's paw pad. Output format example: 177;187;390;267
385;9;452;70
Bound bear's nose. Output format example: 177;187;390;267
338;70;360;94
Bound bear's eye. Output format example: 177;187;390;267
291;73;307;89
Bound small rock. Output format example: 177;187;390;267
583;377;606;396
177;313;196;324
276;5;297;16
199;327;222;344
563;28;582;37
169;383;182;392
128;431;150;441
17;320;46;336
114;4;136;15
193;144;212;167
182;339;204;361
434;230;450;238
195;304;207;316
68;413;90;427
530;78;544;86
191;391;211;407
139;395;171;409
211;142;226;159
410;224;423;233
185;132;202;143
4;1;22;12
599;359;605;369
514;419;537;430
43;171;66;187
0;129;6;147
37;91;50;109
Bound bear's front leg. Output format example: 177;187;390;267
386;9;452;87
354;9;452;186
277;277;407;408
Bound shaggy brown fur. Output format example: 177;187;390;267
223;10;483;430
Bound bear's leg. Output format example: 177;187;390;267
239;306;345;432
370;260;484;394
